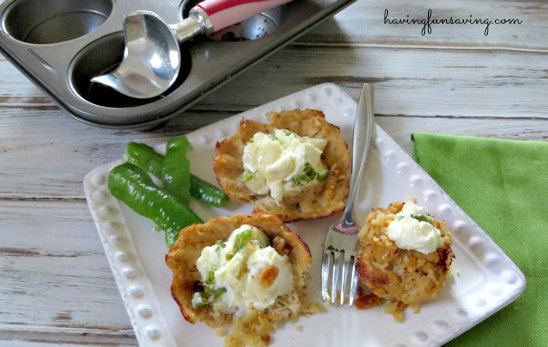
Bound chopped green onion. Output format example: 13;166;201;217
206;270;215;285
194;301;206;309
204;286;227;301
214;239;225;251
303;162;316;178
192;292;206;308
243;170;255;183
233;229;253;254
411;214;434;224
292;162;319;185
317;169;330;181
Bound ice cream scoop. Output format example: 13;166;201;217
91;0;293;99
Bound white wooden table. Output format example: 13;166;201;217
1;1;546;345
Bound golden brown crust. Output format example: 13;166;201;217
165;213;312;345
213;109;350;222
356;202;454;307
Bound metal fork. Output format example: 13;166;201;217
321;83;374;306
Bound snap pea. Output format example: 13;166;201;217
163;135;191;204
123;141;228;207
107;163;202;247
123;142;163;178
189;174;228;208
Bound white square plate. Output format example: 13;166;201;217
84;83;525;347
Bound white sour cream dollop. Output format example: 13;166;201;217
387;200;443;254
242;129;328;203
193;224;293;316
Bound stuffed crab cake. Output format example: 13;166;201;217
214;109;350;222
166;213;317;346
356;200;454;322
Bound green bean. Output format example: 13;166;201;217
123;141;228;207
123;142;163;178
189;174;229;208
107;163;202;247
162;135;191;204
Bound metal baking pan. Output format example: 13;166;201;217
0;0;354;129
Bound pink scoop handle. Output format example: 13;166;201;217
197;0;292;32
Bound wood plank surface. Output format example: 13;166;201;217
0;201;134;344
300;0;548;51
1;46;547;118
0;106;545;198
194;46;548;118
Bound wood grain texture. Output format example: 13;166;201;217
194;46;548;118
1;45;546;118
299;0;548;51
0;201;133;340
0;107;545;199
2;334;136;347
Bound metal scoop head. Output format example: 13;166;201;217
92;0;293;99
91;11;180;99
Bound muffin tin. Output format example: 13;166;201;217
0;0;354;129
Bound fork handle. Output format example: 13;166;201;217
341;84;375;230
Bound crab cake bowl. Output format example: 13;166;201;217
213;109;350;222
166;213;317;346
356;200;454;318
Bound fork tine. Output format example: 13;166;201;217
340;257;348;305
331;252;343;304
349;256;359;306
321;252;331;302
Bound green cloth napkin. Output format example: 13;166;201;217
411;133;547;347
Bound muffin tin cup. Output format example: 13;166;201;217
2;0;114;44
0;0;355;129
